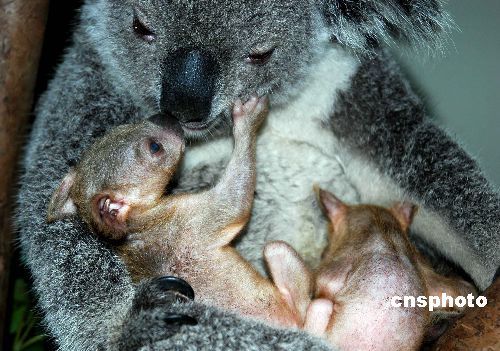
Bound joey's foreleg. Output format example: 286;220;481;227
198;96;268;239
155;96;268;244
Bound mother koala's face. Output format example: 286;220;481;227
86;0;328;139
86;0;449;139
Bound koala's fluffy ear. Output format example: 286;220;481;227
47;170;77;222
318;0;453;53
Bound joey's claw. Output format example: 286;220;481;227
232;94;269;124
232;99;244;119
156;276;195;301
164;314;198;326
242;94;259;114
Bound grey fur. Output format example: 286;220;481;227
16;0;498;350
329;51;500;287
320;0;454;54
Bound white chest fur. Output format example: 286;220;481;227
181;47;360;272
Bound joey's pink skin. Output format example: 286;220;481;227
308;188;477;351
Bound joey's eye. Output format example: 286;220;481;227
149;140;163;155
245;48;275;65
133;15;155;42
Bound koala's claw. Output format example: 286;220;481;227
113;277;198;350
156;276;195;301
164;314;198;326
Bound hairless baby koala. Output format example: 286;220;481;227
300;188;478;351
47;96;314;329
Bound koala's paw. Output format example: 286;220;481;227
233;94;269;132
112;276;197;351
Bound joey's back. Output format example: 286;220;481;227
316;203;426;309
311;191;480;350
315;191;429;351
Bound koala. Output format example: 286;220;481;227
17;0;499;350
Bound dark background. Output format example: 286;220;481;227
6;3;83;351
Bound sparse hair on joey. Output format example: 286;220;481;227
47;116;185;240
313;188;477;351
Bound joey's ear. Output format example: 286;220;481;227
391;202;418;231
47;170;77;222
264;241;313;324
92;193;131;240
419;259;477;314
318;0;453;53
314;186;347;227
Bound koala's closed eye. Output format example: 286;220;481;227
245;47;275;65
132;13;155;42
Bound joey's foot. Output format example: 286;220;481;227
233;94;269;133
303;298;333;337
112;276;197;351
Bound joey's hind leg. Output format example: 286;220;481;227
264;241;335;335
264;241;314;324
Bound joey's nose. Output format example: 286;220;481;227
148;113;184;138
161;49;219;126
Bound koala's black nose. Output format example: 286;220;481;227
161;49;219;126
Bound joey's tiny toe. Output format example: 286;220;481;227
232;99;244;118
243;94;259;113
164;314;198;326
156;276;195;301
257;95;269;111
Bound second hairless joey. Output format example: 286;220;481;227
299;188;478;351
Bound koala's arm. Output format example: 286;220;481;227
331;51;500;290
17;31;163;350
17;32;330;351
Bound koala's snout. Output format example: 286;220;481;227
161;49;219;128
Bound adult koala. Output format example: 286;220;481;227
17;0;499;350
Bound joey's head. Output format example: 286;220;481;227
316;187;417;253
47;117;184;240
84;0;450;139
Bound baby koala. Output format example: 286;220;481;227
302;188;477;351
47;96;312;328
